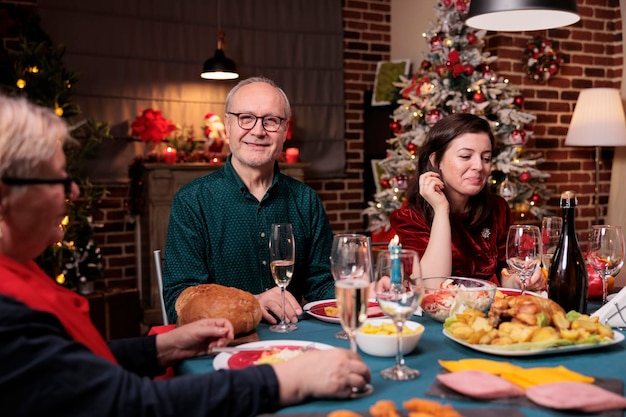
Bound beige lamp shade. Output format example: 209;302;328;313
466;0;580;32
565;88;626;147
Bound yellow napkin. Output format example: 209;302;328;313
438;359;594;389
438;358;523;375
501;366;594;389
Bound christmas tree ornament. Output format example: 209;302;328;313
425;109;443;126
407;142;417;154
380;178;390;189
392;175;409;191
421;60;432;70
530;193;541;204
389;121;401;133
466;32;477;44
473;91;486;103
519;171;532;183
509;129;528;146
514;95;524;107
498;177;518;201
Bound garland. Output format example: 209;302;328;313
523;36;563;82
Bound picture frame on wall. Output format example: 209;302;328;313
371;59;411;106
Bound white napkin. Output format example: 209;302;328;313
591;286;626;328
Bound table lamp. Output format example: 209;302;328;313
565;88;626;224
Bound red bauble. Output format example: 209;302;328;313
430;37;443;51
389;121;401;134
425;109;443;126
421;60;431;70
467;33;477;44
509;129;529;146
380;178;390;188
407;142;417;154
519;171;532;183
530;193;541;204
514;95;524;107
473;91;486;103
437;65;449;77
464;64;474;75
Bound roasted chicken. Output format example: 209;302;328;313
488;295;565;327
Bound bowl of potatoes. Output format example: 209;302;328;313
355;318;424;357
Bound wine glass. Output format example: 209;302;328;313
506;225;541;295
330;233;373;340
269;223;297;333
588;225;625;305
374;248;423;380
541;216;562;273
334;235;374;397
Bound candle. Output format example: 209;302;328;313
163;146;177;164
286;147;299;163
389;235;402;284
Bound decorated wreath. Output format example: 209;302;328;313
523;36;564;82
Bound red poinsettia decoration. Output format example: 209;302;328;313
130;108;177;143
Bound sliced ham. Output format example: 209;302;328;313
436;370;525;399
526;381;626;412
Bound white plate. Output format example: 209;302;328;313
442;329;624;357
213;340;334;370
303;299;384;324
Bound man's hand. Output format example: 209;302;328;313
255;287;303;324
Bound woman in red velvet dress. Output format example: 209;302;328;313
390;113;544;290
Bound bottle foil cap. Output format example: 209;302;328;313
560;190;577;208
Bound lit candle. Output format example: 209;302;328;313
286;147;299;163
163;146;177;164
389;235;402;284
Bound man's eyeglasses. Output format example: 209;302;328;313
1;176;74;199
227;112;286;132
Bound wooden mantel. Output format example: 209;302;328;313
139;162;310;324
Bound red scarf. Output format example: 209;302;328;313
0;254;117;363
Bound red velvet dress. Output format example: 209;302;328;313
390;194;512;285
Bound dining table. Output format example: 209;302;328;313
176;304;626;417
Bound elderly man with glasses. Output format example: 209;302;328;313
163;76;336;326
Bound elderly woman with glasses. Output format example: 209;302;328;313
0;95;370;416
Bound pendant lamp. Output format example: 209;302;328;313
200;0;239;80
466;0;580;32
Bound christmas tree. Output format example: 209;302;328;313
364;0;551;237
0;8;110;291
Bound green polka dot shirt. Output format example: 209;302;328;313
162;155;335;322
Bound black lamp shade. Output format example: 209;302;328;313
466;0;580;32
201;48;239;80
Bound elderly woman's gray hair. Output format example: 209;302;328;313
0;95;72;179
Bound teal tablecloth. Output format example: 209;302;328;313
176;312;626;417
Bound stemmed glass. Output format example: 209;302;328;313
506;225;541;295
541;216;562;274
334;235;374;397
269;223;297;333
374;249;423;380
330;233;373;340
588;225;625;305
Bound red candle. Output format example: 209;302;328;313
286;147;299;163
163;146;177;164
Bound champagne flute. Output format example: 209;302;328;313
330;233;372;340
334;236;374;397
506;225;541;295
269;223;297;333
588;225;625;305
541;216;562;273
374;248;423;381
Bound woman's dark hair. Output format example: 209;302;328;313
405;113;496;230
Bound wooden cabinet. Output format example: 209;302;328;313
140;162;309;324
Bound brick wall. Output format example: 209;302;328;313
2;0;622;289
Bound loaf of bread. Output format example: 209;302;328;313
175;284;262;335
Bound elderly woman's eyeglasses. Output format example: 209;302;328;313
1;176;74;199
227;112;286;132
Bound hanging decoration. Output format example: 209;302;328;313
523;36;564;83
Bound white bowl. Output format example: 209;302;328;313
355;318;424;357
